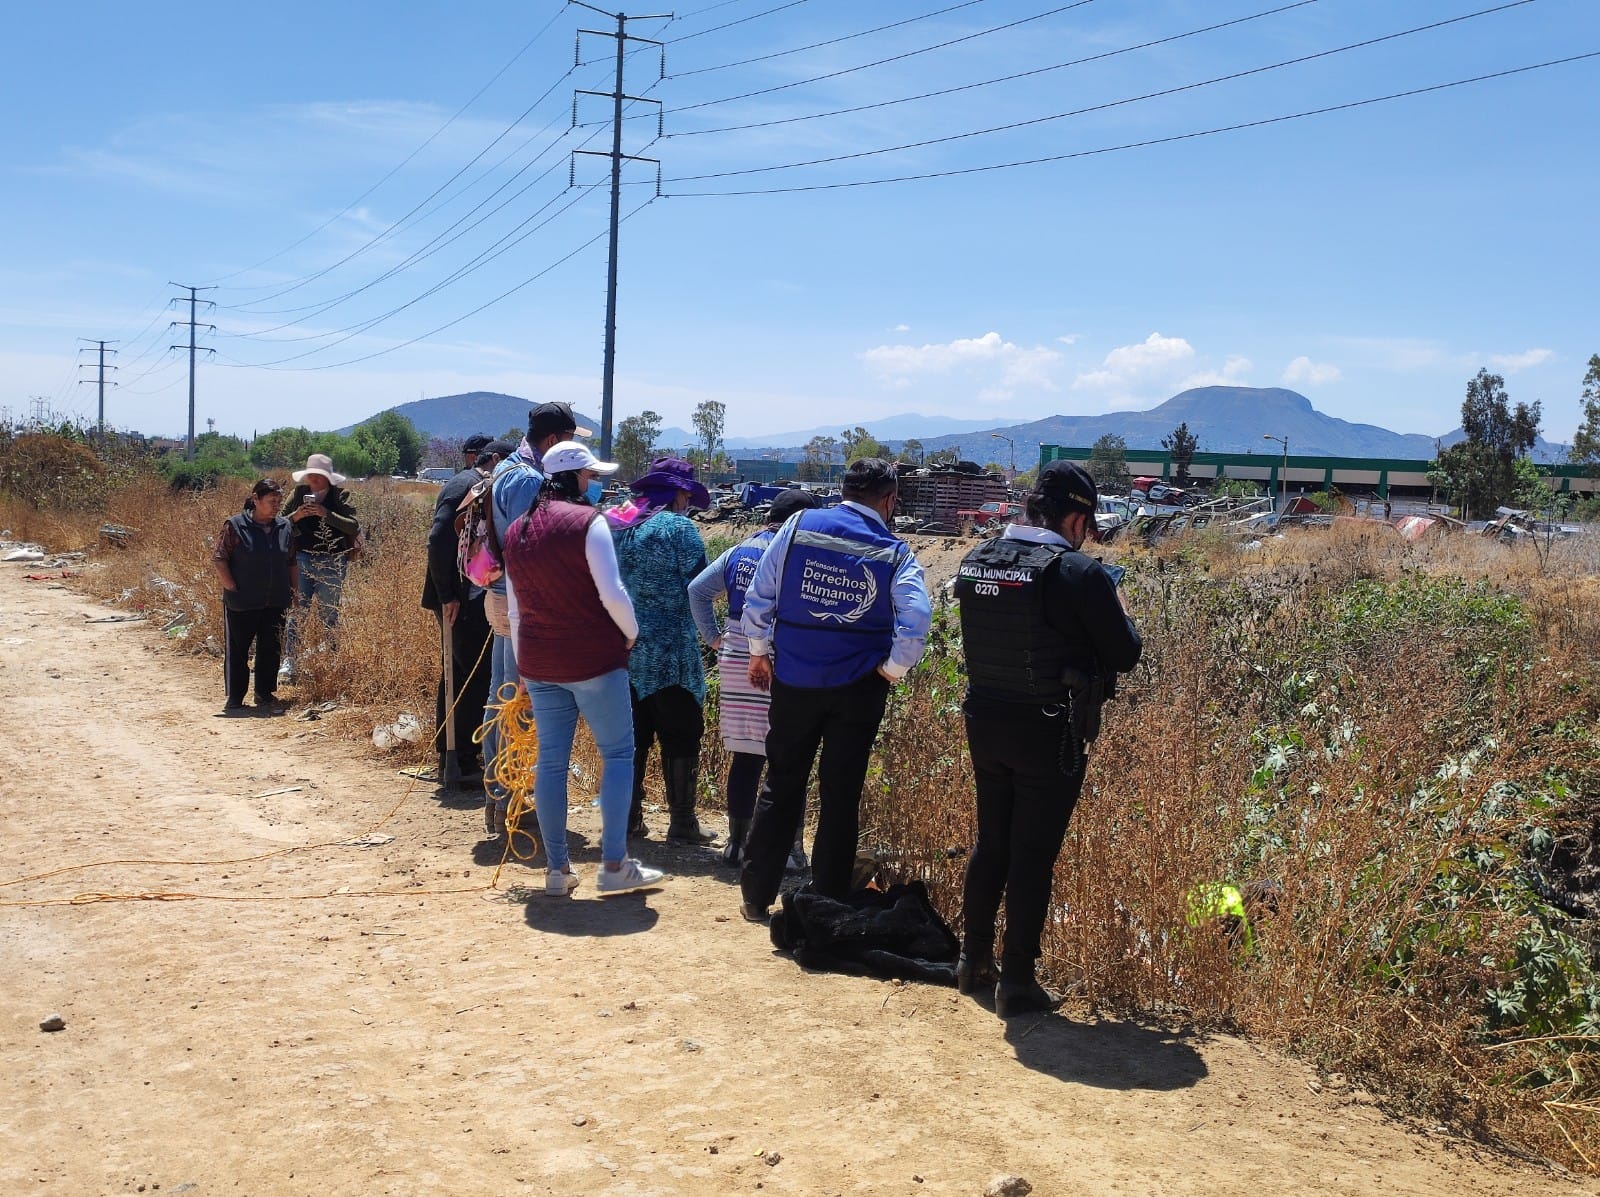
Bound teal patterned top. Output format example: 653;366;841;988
612;510;710;702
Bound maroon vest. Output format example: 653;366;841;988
504;499;629;684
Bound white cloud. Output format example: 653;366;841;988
1057;333;1084;346
1181;355;1254;390
1487;347;1553;373
1282;356;1343;386
1100;332;1194;376
859;330;1063;400
1071;332;1194;396
1066;333;1260;409
891;323;910;332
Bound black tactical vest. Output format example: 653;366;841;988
953;537;1072;702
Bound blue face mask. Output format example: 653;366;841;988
585;478;605;505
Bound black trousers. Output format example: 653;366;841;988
741;671;889;907
632;684;705;761
223;605;287;706
434;596;492;769
961;702;1087;976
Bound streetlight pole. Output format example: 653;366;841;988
1262;434;1288;512
991;432;1015;481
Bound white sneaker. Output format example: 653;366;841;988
595;858;666;896
544;868;579;897
278;659;295;681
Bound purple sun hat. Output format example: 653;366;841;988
630;455;711;511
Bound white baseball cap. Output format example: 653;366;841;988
543;440;619;475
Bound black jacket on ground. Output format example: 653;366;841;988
768;882;961;986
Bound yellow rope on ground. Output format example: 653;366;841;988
475;682;542;885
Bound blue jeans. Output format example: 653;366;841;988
288;551;346;657
525;668;634;868
481;633;518;799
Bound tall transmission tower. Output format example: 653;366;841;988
571;2;669;458
169;283;216;460
77;339;118;438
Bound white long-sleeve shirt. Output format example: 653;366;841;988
506;515;638;657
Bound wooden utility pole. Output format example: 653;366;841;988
571;3;669;457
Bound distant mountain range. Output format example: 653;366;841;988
346;387;1569;466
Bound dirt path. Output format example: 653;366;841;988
0;562;1586;1197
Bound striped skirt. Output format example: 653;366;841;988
715;627;771;756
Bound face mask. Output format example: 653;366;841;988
585;479;605;505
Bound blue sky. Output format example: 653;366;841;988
3;0;1596;445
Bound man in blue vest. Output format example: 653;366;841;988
737;457;931;920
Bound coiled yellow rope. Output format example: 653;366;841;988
474;681;542;884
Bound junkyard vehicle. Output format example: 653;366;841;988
955;500;1023;535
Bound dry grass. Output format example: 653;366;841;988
7;476;1600;1170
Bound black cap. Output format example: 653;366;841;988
528;401;595;442
462;434;492;455
768;488;817;525
1035;460;1097;513
480;439;516;462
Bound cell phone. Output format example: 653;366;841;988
1100;563;1126;588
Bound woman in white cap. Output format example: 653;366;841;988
280;453;362;680
502;440;666;897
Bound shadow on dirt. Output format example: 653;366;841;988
1005;1015;1208;1091
522;889;662;938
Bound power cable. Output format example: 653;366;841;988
665;0;812;44
673;0;987;78
671;0;1319;136
221;81;666;353
663;50;1600;195
217;194;658;372
218;111;594;332
220;58;584;310
674;0;754;19
666;1;1546;182
219;184;599;364
666;0;1097;114
205;4;570;287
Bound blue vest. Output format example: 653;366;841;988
724;528;776;622
774;506;903;688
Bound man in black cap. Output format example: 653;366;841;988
952;460;1142;1017
421;437;509;787
461;433;493;471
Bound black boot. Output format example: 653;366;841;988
664;756;715;845
721;817;752;867
628;745;651;838
996;956;1062;1018
956;945;997;995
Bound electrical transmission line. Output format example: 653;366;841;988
665;0;1098;115
661;50;1600;196
669;0;1320;137
206;4;572;288
666;0;1543;183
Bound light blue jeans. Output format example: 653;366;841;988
525;667;634;868
481;632;518;800
288;551;346;657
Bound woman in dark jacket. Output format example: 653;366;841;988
211;478;298;717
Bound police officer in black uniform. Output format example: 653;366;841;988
952;461;1142;1016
